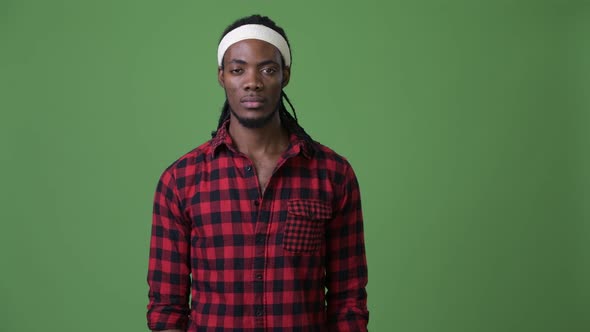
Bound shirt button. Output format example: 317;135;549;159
246;166;252;172
256;310;263;317
256;274;263;280
254;200;260;206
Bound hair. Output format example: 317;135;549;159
212;14;310;141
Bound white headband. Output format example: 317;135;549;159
217;24;291;67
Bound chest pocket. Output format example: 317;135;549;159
283;199;332;254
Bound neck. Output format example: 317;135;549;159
228;112;289;157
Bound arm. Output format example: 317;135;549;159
325;163;369;331
147;169;191;331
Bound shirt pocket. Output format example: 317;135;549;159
283;199;332;254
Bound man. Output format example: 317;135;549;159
147;14;369;331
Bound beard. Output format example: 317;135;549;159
230;106;279;129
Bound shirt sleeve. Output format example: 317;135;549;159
147;168;191;331
326;162;369;331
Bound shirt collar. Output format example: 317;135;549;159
208;119;316;160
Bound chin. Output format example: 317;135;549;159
231;107;278;129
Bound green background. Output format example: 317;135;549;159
1;0;588;331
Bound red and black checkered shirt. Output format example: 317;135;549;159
147;121;368;331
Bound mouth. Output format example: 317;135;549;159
240;96;265;109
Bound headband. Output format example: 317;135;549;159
217;24;291;67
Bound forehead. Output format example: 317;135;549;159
224;39;282;63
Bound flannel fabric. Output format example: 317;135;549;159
147;121;368;331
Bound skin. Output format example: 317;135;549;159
218;38;291;193
153;38;292;332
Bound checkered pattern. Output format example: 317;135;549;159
283;199;332;253
147;121;368;331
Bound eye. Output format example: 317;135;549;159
261;67;277;75
229;68;243;74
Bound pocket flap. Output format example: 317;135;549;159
287;199;332;220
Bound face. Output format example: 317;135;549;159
218;38;290;129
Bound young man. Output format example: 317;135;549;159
147;14;369;331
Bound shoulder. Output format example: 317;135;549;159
309;141;357;185
312;141;349;163
158;140;213;185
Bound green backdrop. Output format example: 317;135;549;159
1;0;588;331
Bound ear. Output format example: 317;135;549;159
282;66;291;88
218;67;225;88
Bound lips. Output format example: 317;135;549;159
240;95;265;109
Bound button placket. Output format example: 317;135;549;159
253;196;270;326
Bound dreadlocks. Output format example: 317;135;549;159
211;14;310;141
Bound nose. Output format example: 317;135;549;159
243;70;263;91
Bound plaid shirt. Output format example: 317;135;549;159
147;121;368;331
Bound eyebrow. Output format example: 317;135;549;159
228;59;280;67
